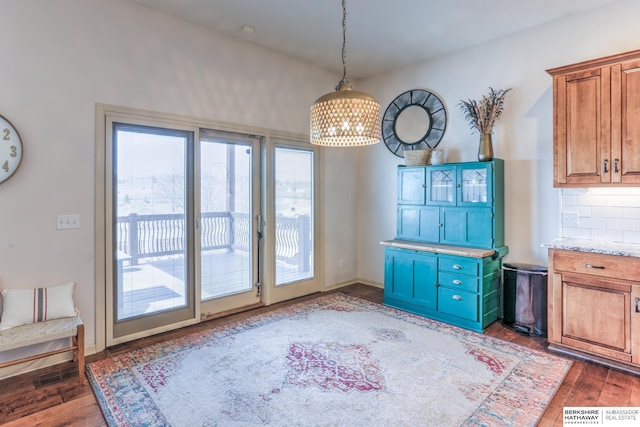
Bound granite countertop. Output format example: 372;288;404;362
380;239;496;258
542;237;640;258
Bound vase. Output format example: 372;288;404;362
478;133;494;162
430;149;444;165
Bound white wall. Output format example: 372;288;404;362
356;0;640;285
0;0;359;366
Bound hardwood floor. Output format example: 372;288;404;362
1;283;638;426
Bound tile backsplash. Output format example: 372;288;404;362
561;187;640;243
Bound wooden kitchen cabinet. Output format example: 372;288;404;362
547;49;640;187
548;248;640;372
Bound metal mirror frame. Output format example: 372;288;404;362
381;89;447;158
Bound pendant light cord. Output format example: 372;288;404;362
336;0;351;91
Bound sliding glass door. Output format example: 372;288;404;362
266;139;320;303
199;130;262;315
111;123;195;340
100;107;319;347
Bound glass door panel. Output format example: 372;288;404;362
461;168;487;203
199;130;261;315
458;164;492;207
428;167;455;205
274;147;314;286
112;124;195;340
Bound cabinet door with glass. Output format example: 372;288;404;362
457;163;493;207
426;165;457;206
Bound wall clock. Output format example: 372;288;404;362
381;89;447;158
0;114;23;184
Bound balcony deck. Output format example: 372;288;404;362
117;249;309;319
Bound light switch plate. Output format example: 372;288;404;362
57;214;80;230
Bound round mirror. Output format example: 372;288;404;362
395;105;431;144
381;89;447;158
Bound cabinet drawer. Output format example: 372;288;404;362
438;288;479;321
553;250;640;281
438;271;480;292
438;256;479;276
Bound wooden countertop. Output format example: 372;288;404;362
380;239;496;258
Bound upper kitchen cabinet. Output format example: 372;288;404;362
548;49;640;187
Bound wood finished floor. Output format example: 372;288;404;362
1;283;639;426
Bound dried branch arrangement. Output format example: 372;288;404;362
458;87;512;135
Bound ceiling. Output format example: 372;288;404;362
130;0;618;79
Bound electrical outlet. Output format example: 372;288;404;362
339;259;345;269
57;214;80;230
562;211;579;228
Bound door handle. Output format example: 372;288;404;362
636;297;639;313
615;158;619;173
604;159;609;173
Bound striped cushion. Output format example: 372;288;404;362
0;282;77;330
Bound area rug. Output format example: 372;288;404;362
87;293;571;426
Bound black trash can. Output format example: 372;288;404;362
502;263;548;337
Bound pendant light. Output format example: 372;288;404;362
310;0;381;146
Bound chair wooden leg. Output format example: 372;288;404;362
76;324;86;384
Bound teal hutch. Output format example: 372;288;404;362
382;159;508;332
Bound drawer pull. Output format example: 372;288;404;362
453;264;462;270
452;295;463;301
636;297;639;313
584;263;605;269
452;279;462;285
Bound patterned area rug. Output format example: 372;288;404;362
87;293;571;426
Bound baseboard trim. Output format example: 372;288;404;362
548;343;640;376
322;279;382;292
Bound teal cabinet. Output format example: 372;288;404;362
396;160;504;249
383;247;502;332
397;206;440;241
386;159;507;333
397;167;426;205
440;207;492;247
384;248;437;310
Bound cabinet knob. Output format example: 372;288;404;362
453;279;462;285
453;264;462;270
423;184;427;188
452;295;463;301
434;282;439;287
